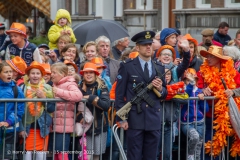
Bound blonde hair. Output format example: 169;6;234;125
82;41;97;54
0;61;11;73
57;35;72;43
227;39;235;46
51;62;68;77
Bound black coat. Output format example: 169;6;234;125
189;56;203;72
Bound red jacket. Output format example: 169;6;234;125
198;40;223;47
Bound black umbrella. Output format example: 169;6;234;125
72;19;129;45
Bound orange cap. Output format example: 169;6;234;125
79;62;100;76
129;52;139;59
41;63;51;74
6;56;27;75
183;68;198;79
184;33;198;46
25;61;46;76
64;60;78;72
90;57;106;69
156;45;176;61
6;22;27;38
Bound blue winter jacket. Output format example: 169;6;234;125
0;79;25;133
101;69;112;91
213;31;231;46
181;84;209;122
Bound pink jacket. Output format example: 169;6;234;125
53;76;83;133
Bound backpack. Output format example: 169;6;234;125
12;84;18;98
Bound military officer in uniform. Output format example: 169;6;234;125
115;31;167;160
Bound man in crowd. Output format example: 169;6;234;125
112;37;130;60
213;22;231;46
198;29;222;50
96;36;120;84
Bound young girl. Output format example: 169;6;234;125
60;43;80;70
64;60;78;76
181;68;209;160
19;61;54;160
0;62;25;159
49;62;82;160
48;9;76;50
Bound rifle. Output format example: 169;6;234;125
116;65;175;121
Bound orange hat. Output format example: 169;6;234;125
129;52;139;59
90;57;106;69
64;60;78;72
41;63;51;74
184;34;198;46
25;61;46;76
200;45;231;60
6;22;27;38
79;62;100;76
6;56;27;75
156;45;176;61
183;68;198;79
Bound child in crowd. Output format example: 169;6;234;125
181;68;209;160
0;62;25;159
19;61;54;160
64;60;78;76
5;22;42;66
42;63;53;86
0;23;11;60
49;62;82;160
6;56;27;86
48;9;76;50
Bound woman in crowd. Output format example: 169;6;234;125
80;41;98;69
79;62;110;160
49;62;82;160
19;61;54;160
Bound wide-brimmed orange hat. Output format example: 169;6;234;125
6;56;27;75
90;57;106;69
156;45;176;61
6;22;27;38
25;61;46;76
41;63;51;74
79;62;100;76
200;45;231;60
184;33;198;46
64;60;78;72
129;52;139;59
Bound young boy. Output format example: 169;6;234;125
5;22;42;66
181;68;209;160
48;9;76;50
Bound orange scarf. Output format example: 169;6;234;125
200;59;240;157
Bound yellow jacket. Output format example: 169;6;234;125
48;9;77;49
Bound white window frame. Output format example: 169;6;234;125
196;0;211;8
175;0;183;9
224;0;240;7
136;0;153;10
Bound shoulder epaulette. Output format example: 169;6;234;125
123;58;133;63
153;60;164;66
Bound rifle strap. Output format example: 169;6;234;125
152;60;163;78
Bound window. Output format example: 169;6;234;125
202;0;211;4
232;0;240;2
136;0;153;9
225;0;240;7
196;0;211;8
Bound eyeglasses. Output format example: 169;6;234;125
161;53;172;57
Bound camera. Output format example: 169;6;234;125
44;50;50;55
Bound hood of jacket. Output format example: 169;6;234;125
160;28;178;45
55;9;71;25
56;76;76;86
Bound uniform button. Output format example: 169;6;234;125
146;105;148;107
158;109;160;111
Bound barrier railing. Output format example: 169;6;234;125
0;97;239;160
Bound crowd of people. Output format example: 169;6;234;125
0;8;240;160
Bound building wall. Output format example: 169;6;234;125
183;0;195;8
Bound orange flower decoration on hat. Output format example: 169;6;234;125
79;62;100;76
129;52;139;59
184;33;198;46
200;58;240;157
90;57;106;69
6;56;27;75
156;45;176;61
6;22;27;38
41;63;51;74
64;60;78;72
200;45;231;60
25;61;46;76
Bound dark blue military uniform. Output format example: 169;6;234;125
115;31;167;160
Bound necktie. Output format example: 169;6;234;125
144;62;149;81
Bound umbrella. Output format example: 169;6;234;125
221;78;240;138
72;19;129;45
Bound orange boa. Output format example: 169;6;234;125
200;59;240;157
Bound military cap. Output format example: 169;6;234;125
131;30;155;44
201;29;214;36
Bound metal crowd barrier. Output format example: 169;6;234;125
0;98;240;160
